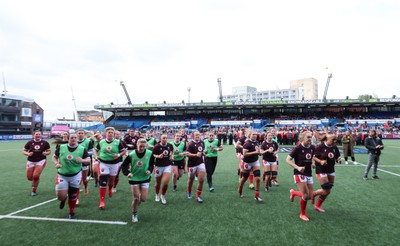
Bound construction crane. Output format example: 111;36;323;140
217;77;223;103
120;81;132;105
323;73;333;101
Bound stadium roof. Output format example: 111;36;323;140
0;94;34;102
94;98;400;113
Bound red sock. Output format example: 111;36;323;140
249;173;254;185
99;187;106;203
238;185;243;194
255;191;260;198
300;198;308;216
68;199;77;214
108;185;113;197
187;187;192;194
32;187;37;193
76;189;80;200
162;185;168;196
113;177;119;189
316;196;325;208
292;190;302;198
155;184;160;195
196;190;202;198
84;182;88;189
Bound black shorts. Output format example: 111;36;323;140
172;159;185;169
128;178;151;185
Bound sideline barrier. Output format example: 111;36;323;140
0;134;50;141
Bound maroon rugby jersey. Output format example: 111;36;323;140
288;144;315;177
124;135;140;150
152;142;174;167
24;139;51;162
242;139;260;163
314;142;340;174
261;140;279;162
186;140;204;167
235;136;247;154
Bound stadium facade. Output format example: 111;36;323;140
221;78;318;103
0;94;44;135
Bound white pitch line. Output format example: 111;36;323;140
2;198;58;218
1;215;127;225
0;148;21;152
337;164;400;168
356;162;400;177
374;165;400;168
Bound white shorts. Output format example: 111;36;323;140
131;183;150;189
82;164;90;171
155;165;171;177
99;162;119;176
316;173;336;179
293;174;314;184
56;172;82;190
242;160;260;171
262;160;277;166
26;159;47;169
188;163;206;177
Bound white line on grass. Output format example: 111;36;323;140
0;195;127;225
0;148;21;152
1;198;58;218
354;162;400;177
374;165;400;168
1;215;127;225
338;164;400;168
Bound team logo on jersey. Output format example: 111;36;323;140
198;146;203;152
67;155;73;160
189;168;193;173
156;170;159;174
305;153;312;160
138;161;143;166
34;145;40;150
106;146;112;151
163;150;168;155
328;152;334;159
245;164;249;169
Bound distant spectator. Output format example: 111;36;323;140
341;131;357;164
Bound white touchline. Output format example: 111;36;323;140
3;198;58;217
1;215;127;225
356;162;400;177
0;195;127;225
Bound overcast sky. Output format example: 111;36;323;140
1;0;399;120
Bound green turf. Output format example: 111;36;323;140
0;140;399;246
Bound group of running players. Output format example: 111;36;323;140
23;126;342;222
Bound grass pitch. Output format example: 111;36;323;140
0;140;399;246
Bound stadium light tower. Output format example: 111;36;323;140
217;77;223;103
323;68;333;102
2;72;7;96
187;87;191;103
